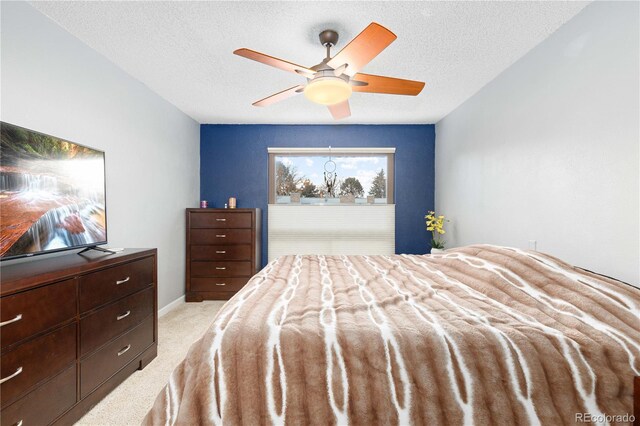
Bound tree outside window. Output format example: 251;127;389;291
368;169;386;198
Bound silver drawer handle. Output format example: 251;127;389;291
215;267;226;270
215;234;226;238
216;283;226;286
116;277;130;285
0;366;23;384
216;250;226;254
215;218;226;222
0;314;22;327
16;420;23;426
117;344;131;356
116;310;131;321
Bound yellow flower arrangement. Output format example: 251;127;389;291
425;211;448;249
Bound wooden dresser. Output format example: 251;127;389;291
0;248;157;426
186;208;261;301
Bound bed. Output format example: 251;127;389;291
144;245;639;425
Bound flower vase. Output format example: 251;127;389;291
430;248;445;254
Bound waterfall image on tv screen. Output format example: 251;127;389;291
0;122;107;259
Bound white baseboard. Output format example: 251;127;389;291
158;295;185;318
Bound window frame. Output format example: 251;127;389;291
267;147;395;205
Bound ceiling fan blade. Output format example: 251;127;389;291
327;22;396;76
253;85;305;107
234;48;314;76
327;100;351;120
351;73;425;96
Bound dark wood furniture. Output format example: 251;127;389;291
0;248;157;426
186;208;261;301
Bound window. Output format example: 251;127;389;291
268;147;394;204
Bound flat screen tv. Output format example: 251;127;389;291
0;122;107;260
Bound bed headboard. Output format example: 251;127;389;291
267;204;395;261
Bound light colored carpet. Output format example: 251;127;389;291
75;300;226;425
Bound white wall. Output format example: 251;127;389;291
436;1;639;285
1;2;200;307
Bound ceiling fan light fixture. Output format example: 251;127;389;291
304;77;352;106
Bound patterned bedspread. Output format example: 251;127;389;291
144;245;639;425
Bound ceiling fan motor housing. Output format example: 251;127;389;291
319;29;339;47
309;69;348;83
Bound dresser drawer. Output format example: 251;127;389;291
81;316;154;398
79;257;154;313
191;261;252;278
190;277;250;292
80;287;154;357
0;365;76;426
1;280;76;351
191;245;252;261
190;229;252;245
190;212;252;229
0;323;76;408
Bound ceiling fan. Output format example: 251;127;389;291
234;22;425;120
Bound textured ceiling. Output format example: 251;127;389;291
30;1;589;124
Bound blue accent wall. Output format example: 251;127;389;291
200;125;435;267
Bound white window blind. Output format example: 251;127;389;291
268;204;395;261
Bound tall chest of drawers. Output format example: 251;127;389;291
0;248;157;426
186;208;261;301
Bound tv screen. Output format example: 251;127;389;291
0;122;107;260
